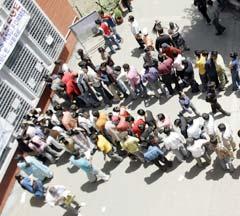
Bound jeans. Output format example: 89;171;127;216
112;27;121;41
134;81;147;98
148;80;161;98
116;80;130;96
210;102;229;115
161;74;174;95
107;151;123;162
231;70;240;91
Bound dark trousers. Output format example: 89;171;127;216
198;6;211;23
208;75;220;89
87;61;97;72
122;0;132;11
213;18;225;34
161;74;174;95
94;85;113;106
136;37;145;49
200;73;208;91
211;102;228;115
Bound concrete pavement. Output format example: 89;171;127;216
2;0;240;216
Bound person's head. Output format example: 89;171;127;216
238;129;240;138
113;106;120;113
172;50;179;58
144;46;151;54
49;186;58;196
95;19;102;26
90;134;98;143
128;15;134;23
114;65;121;72
54;59;62;65
182;59;188;67
98;47;105;53
218;123;226;132
202;113;209;121
77;49;84;56
211;51;218;60
100;62;107;71
119;131;128;141
157;27;164;35
186;137;194;146
210;135;218;145
194;50;202;58
15;174;23;183
122;63;130;72
92;110;100;118
169;22;174;29
186;117;193;125
138;124;145;132
98;10;104;17
202;50;209;57
174;118;181;127
178;91;185;99
108;112;113;121
230;52;238;60
161;43;169;50
56;110;63;119
46;109;53;116
137;109;146;116
14;154;25;162
163;127;171;135
125;115;134;123
78;61;87;68
158;54;166;62
157;113;165;121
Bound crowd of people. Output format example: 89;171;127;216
13;1;240;215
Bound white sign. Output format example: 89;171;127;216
0;0;30;69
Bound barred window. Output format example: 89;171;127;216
3;0;65;60
0;80;31;132
5;42;49;96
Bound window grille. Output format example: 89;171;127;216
3;0;65;60
0;80;31;132
5;42;48;96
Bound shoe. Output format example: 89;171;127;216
224;112;231;116
79;202;87;207
139;46;145;49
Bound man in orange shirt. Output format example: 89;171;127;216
92;111;108;132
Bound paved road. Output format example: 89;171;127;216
3;0;240;216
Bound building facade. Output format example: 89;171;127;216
0;0;77;210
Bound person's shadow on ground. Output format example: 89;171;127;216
101;160;122;174
205;158;225;180
125;160;142;173
144;168;164;185
81;180;105;193
30;196;45;208
185;163;208;179
131;47;144;58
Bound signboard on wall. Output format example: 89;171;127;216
0;0;30;69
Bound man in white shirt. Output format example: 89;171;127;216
128;15;145;49
202;113;216;138
172;51;185;79
186;138;211;167
187;117;205;140
163;128;188;162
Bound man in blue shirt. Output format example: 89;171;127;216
144;146;172;171
229;52;240;91
69;152;110;183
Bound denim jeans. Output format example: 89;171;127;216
231;69;240;91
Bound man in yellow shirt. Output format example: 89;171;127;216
195;50;208;92
120;132;144;162
91;134;123;162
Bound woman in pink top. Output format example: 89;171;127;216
29;135;59;163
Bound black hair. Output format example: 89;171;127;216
128;15;134;22
202;113;209;120
122;63;130;70
218;123;226;132
163;127;171;135
174;118;181;127
114;66;121;71
157;113;165;121
92;111;100;118
137;109;145;116
194;50;202;58
95;19;102;25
